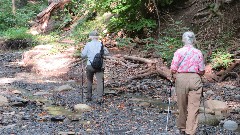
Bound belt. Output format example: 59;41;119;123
177;72;197;74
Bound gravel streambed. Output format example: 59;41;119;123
0;51;239;135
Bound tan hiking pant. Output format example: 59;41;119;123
175;73;203;135
86;65;104;100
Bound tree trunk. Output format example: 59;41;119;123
12;0;16;15
31;0;71;33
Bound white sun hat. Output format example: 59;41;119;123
89;30;99;39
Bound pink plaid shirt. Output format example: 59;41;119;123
170;45;205;73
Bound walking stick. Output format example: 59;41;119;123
81;59;84;103
101;41;105;100
202;87;209;135
102;68;104;96
165;79;173;132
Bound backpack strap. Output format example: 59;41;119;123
178;48;194;67
100;42;104;56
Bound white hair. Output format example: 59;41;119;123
182;31;196;45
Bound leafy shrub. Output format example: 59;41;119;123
35;32;61;44
211;51;233;69
2;27;37;49
143;21;189;65
48;43;69;55
0;0;47;31
116;37;136;48
3;27;33;39
71;16;107;42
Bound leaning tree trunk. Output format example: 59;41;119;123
31;0;71;33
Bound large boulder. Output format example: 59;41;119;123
205;99;228;113
198;113;220;126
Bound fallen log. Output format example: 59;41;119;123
204;60;240;83
105;55;172;82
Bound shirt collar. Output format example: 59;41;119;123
183;44;194;48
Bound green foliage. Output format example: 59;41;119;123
0;0;47;31
0;0;16;30
95;0;158;34
125;18;156;31
160;0;174;6
143;36;182;65
35;32;61;44
71;16;107;42
143;20;189;65
3;27;33;40
116;37;136;48
211;51;233;69
0;0;47;48
216;31;233;48
48;43;69;55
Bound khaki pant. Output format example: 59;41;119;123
175;73;202;135
86;65;104;100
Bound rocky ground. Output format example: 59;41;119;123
0;48;239;135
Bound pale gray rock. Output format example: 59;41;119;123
0;95;8;106
223;120;238;131
198;113;220;126
55;85;74;92
73;104;92;112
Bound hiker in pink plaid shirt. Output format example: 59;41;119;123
170;31;205;135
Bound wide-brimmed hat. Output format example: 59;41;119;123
89;30;99;39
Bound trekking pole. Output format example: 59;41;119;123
81;59;84;103
102;68;104;96
101;41;105;99
202;86;208;135
165;79;173;132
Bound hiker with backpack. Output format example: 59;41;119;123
170;31;205;135
81;30;109;104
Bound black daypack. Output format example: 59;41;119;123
90;42;104;71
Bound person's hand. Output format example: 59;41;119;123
198;70;205;76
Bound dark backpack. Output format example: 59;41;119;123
90;42;104;71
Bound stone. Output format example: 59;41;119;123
58;131;76;135
224;85;236;90
73;104;92;112
198;113;220;126
206;90;214;95
12;90;22;94
51;115;66;122
11;101;27;107
205;99;228;112
234;94;240;100
199;107;215;115
223;120;238;131
138;102;151;107
33;91;51;96
55;85;74;92
0;95;8;106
